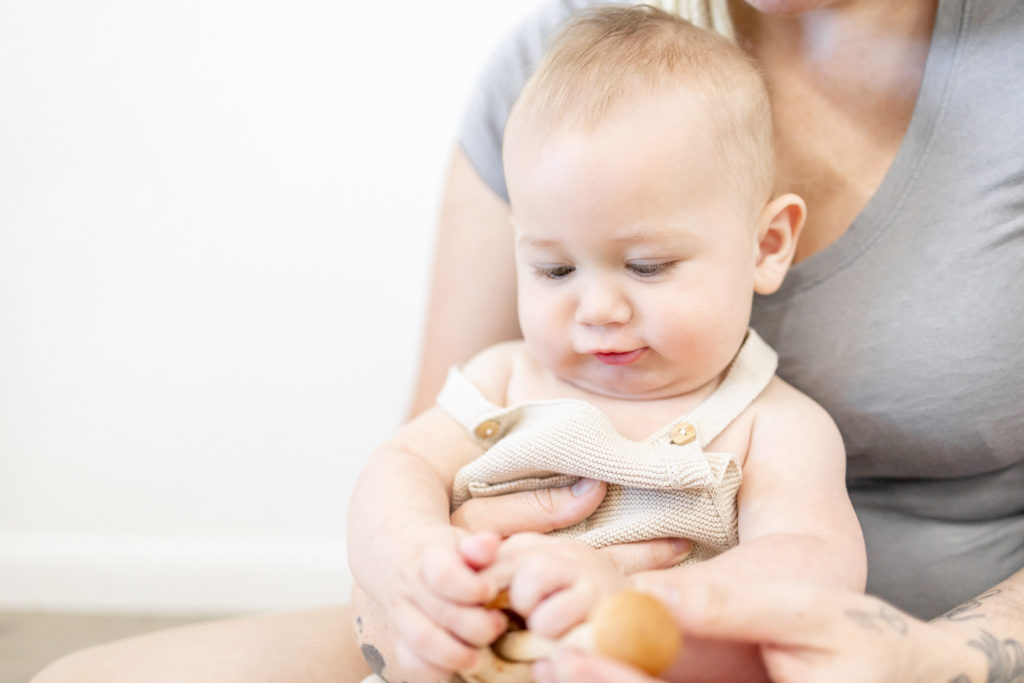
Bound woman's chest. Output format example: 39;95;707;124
770;82;916;264
752;222;1024;478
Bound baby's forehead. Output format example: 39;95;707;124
515;222;704;246
507;83;712;142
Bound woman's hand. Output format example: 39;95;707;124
451;479;692;573
533;579;990;683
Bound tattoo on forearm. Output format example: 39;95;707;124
949;630;1024;683
969;630;1024;683
943;590;1003;622
844;603;908;635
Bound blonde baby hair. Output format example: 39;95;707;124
506;3;774;206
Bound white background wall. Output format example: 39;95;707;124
0;0;534;615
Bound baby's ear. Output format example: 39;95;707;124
753;193;806;295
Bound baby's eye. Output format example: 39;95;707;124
626;261;676;278
534;264;576;280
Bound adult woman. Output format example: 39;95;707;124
411;0;1024;679
34;0;1024;680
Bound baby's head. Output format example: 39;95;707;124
506;3;775;214
503;5;805;400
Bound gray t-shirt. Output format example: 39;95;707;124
459;0;1024;619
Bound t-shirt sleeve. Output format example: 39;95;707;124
458;0;600;201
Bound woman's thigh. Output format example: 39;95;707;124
31;605;372;683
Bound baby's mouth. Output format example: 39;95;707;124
593;348;648;366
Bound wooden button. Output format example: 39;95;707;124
670;423;696;445
475;419;501;439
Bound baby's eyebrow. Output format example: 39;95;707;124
611;225;697;243
516;234;562;248
514;225;697;248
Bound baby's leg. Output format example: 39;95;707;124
31;605;372;683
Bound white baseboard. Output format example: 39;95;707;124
0;533;353;615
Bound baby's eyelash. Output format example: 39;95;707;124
627;261;676;277
533;264;575;280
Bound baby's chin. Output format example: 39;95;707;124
559;367;716;402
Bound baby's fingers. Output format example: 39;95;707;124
420;544;493;604
506;555;579;620
410;585;509;648
393;600;484;675
459;531;502;570
526;583;593;638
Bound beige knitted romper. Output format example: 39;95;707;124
441;329;778;564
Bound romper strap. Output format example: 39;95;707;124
682;329;778;448
439;329;778;448
436;366;505;431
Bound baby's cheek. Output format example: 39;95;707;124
521;317;569;363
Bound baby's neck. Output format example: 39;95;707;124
505;355;725;442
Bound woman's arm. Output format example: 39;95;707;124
408;146;519;416
535;569;1024;683
931;570;1024;682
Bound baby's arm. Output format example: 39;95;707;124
346;344;519;678
637;377;867;591
477;381;861;682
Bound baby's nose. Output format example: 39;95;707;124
574;280;631;326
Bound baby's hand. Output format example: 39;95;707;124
388;530;508;680
484;533;627;639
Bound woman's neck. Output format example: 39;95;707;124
727;0;940;262
730;0;939;84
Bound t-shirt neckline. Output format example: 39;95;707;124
761;0;968;304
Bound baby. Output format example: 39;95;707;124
348;6;865;682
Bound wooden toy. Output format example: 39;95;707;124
461;590;682;682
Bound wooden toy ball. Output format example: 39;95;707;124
590;590;682;676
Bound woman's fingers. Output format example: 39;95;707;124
530;579;950;683
534;649;656;683
647;579;840;646
597;538;692;574
644;580;959;683
450;480;606;536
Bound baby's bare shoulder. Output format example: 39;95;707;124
756;376;837;427
747;376;844;462
460;340;530;407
